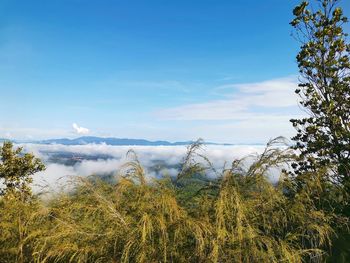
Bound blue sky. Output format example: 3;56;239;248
0;0;349;143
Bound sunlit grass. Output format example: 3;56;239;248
0;138;340;262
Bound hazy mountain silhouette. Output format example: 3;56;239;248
37;136;232;146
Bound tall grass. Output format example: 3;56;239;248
0;139;339;262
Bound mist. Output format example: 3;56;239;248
17;143;267;192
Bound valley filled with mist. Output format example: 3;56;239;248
17;141;267;192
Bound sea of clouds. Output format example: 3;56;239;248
17;143;269;193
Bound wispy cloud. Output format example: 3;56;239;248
72;123;90;135
157;77;299;121
0;77;302;144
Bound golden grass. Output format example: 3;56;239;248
0;139;339;262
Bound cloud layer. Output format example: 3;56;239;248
19;143;267;192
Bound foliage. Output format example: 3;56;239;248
290;1;350;261
0;142;45;197
290;0;350;209
0;142;46;262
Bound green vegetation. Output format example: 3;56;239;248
290;0;350;261
0;139;339;262
290;0;350;215
0;0;349;262
0;141;45;198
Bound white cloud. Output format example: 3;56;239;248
33;163;77;194
157;77;300;121
72;123;90;135
148;77;305;143
21;143;268;192
0;77;303;144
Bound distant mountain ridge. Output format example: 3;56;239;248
34;136;233;146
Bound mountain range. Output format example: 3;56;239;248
3;136;234;146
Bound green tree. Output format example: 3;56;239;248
290;0;350;212
0;141;45;197
0;142;45;263
291;1;350;261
